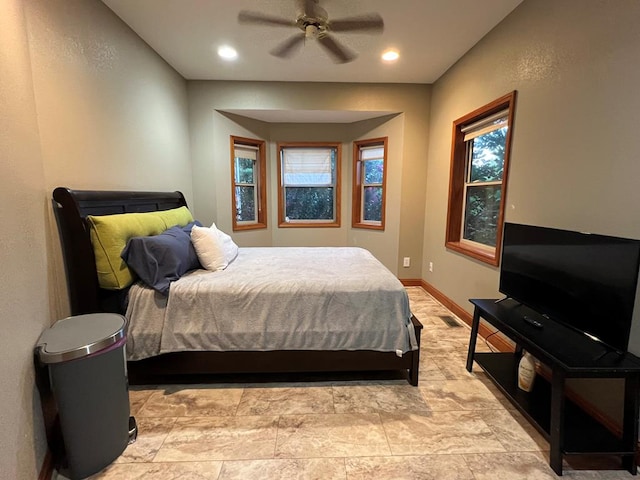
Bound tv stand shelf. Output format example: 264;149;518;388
467;299;640;476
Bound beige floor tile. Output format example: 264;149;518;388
332;384;430;413
419;378;507;411
409;310;451;325
218;458;347;479
136;385;244;417
114;416;177;463
345;454;475;480
128;388;155;416
430;354;476;380
473;339;496;353
424;307;455;317
236;386;334;415
153;415;279;461
418;359;448;382
468;451;632;479
94;287;613;478
567;473;633;479
552;452;632;479
412;313;453;323
90;461;223;479
417;322;436;333
380;411;506;455
423;337;470;355
428;320;471;337
473;374;518;410
478;409;548;452
563;468;633;478
276;413;391;458
409;299;452;317
463;452;558;480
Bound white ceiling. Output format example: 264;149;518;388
102;0;523;84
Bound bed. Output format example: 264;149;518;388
52;187;423;385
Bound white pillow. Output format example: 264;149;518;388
190;223;239;271
218;229;239;265
190;224;227;271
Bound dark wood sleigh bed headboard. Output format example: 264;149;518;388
52;187;188;316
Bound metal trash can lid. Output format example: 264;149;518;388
36;313;127;364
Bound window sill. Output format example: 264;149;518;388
352;222;384;231
232;222;267;232
279;221;340;228
445;241;499;266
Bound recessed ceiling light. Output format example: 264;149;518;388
382;49;399;62
218;45;238;60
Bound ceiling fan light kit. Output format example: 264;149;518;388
238;0;384;64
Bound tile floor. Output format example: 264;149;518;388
68;287;632;479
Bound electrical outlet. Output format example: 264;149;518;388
403;257;410;268
429;262;433;272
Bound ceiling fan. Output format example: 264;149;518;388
238;0;384;64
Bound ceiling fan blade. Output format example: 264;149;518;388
329;13;384;33
270;33;305;59
238;11;296;28
317;34;356;64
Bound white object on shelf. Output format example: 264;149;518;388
518;350;536;392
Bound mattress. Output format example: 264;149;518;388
125;247;417;361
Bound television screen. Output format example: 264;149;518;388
499;223;640;353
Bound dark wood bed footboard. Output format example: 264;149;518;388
127;315;423;386
52;187;423;386
409;315;423;385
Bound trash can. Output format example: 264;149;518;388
35;313;135;479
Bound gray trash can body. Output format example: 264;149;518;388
36;314;131;479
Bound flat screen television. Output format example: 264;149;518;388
499;223;640;353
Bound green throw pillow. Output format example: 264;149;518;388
88;206;194;290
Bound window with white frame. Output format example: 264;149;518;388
277;142;341;227
353;138;387;230
446;92;516;265
231;136;266;231
460;111;508;247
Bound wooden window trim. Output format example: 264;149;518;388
352;137;387;231
277;141;341;228
445;91;517;266
230;135;267;231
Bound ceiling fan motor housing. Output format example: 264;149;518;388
297;14;327;38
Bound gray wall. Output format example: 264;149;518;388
422;0;640;420
195;112;406;274
188;81;431;277
1;0;192;476
0;1;49;477
25;0;193;318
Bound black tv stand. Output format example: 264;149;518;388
467;299;640;476
593;348;624;363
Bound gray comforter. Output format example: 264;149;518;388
125;247;417;361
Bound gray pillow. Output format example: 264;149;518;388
121;221;202;295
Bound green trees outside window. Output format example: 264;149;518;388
278;143;341;227
445;92;517;266
463;126;507;247
353;138;387;230
231;136;266;231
